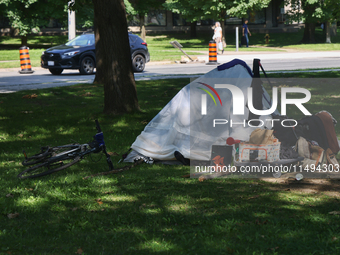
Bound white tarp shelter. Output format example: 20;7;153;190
125;59;278;162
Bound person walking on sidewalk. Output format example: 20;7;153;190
213;22;224;54
242;19;251;47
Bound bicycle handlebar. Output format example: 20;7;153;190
94;120;112;170
95;119;102;133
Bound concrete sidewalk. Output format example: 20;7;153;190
200;50;340;63
147;49;340;66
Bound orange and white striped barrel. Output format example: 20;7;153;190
19;46;34;74
206;40;219;65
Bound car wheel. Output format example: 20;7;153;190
49;68;63;75
79;56;95;75
132;54;145;72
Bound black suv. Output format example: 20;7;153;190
41;32;150;75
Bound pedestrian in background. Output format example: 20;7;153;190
213;21;224;54
242;19;251;47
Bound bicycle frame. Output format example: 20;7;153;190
45;123;113;167
18;120;113;179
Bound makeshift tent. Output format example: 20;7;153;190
125;59;279;163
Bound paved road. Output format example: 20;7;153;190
1;51;339;93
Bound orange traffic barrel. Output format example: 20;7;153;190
206;40;219;65
19;46;34;74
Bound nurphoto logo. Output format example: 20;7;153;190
199;83;311;116
199;83;312;128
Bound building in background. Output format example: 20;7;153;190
127;0;301;34
0;0;302;36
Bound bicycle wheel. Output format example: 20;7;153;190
22;147;52;166
18;156;81;179
22;144;80;166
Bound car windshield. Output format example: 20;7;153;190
65;34;95;46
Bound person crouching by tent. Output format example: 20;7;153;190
213;21;224;54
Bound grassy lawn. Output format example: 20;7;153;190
0;34;279;68
146;27;340;52
1;71;340;254
1;28;340;68
249;28;340;51
0;49;44;69
0;35;68;48
268;70;340;78
145;34;282;62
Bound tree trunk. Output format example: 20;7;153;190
300;0;316;44
92;0;140;115
140;15;146;42
21;35;28;46
301;22;316;43
190;21;197;38
219;10;226;47
325;21;331;43
331;21;337;36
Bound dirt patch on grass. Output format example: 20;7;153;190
262;177;340;196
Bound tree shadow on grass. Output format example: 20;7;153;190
1;164;340;254
1;77;340;254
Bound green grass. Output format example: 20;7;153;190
0;33;279;67
145;34;282;61
249;27;340;51
283;43;340;51
0;35;69;69
145;27;340;53
1;72;340;254
0;49;44;61
0;35;68;48
0;49;44;69
262;71;340;128
268;70;340;78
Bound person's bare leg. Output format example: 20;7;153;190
215;37;220;54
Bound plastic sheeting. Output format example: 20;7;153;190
125;59;278;162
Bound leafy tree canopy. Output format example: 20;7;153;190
125;0;164;16
0;0;66;36
0;0;94;41
164;0;271;22
285;0;340;23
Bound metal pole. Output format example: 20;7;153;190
236;27;239;52
178;47;193;61
68;0;76;41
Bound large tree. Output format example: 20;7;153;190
320;0;340;43
70;0;95;29
286;0;340;43
286;0;320;43
164;0;206;38
0;0;94;46
0;0;62;45
164;0;271;43
92;0;140;114
206;0;271;45
125;0;164;41
0;0;138;114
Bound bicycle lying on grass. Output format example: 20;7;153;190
18;120;114;179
